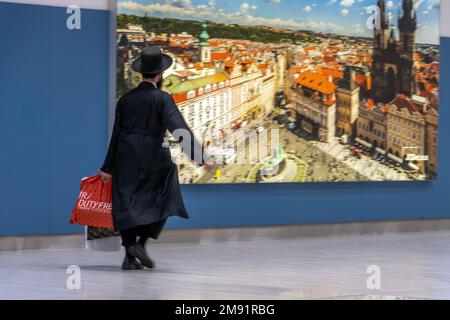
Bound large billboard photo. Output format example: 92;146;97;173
116;0;440;184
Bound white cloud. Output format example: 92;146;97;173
240;2;250;13
340;0;354;7
117;1;353;36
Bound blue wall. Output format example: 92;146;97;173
0;3;109;235
0;2;448;236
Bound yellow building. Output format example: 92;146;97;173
386;95;433;173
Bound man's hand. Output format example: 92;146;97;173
98;170;112;183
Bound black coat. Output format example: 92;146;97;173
101;82;205;231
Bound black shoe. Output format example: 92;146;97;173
126;244;155;269
122;256;144;271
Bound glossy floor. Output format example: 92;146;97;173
1;230;450;299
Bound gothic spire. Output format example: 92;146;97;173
398;0;417;32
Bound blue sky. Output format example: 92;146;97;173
118;0;440;44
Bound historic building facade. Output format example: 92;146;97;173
292;71;337;143
336;66;360;138
357;100;388;151
385;95;438;174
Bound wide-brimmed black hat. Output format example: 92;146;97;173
131;46;173;74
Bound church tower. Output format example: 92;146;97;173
373;0;389;52
371;0;417;103
372;0;390;103
398;0;417;96
199;23;211;63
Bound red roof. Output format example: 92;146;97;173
289;66;303;74
174;69;195;77
366;99;375;110
224;61;235;68
258;63;267;70
211;52;233;61
295;71;336;95
317;66;343;80
355;74;372;91
391;96;429;115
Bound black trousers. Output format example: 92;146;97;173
120;218;167;247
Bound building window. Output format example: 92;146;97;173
198;88;204;95
187;90;196;99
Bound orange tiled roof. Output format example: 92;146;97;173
174;69;195;77
355;74;372;91
366;99;375;110
241;59;253;64
323;56;336;63
258;63;267;70
414;52;421;61
224;61;235;68
295;71;336;95
289;66;303;74
193;62;203;70
425;82;437;92
211;52;233;61
317;66;343;80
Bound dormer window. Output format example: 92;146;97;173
205;84;212;93
198;88;204;95
212;83;217;90
187;90;196;99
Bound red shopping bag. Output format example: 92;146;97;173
69;175;114;230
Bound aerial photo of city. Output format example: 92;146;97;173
116;0;440;184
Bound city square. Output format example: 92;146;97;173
116;0;439;183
